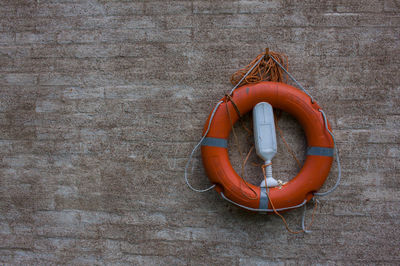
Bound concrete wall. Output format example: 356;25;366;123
1;0;399;264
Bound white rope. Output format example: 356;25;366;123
269;54;315;103
270;53;341;232
184;101;223;192
220;192;307;212
298;109;341;233
313;109;342;196
301;200;312;233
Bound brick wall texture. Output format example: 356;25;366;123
1;0;399;265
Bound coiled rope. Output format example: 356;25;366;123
230;48;288;87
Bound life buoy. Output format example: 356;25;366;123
201;81;334;211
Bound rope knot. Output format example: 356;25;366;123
261;162;272;169
224;93;242;118
224;93;233;102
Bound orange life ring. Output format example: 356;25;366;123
201;81;334;212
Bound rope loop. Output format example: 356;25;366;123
313;109;341;197
184;101;223;193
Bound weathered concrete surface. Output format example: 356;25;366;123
0;0;399;264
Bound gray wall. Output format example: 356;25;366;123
1;0;399;265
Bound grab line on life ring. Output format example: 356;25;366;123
220;192;307;212
200;81;338;210
184;52;341;233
